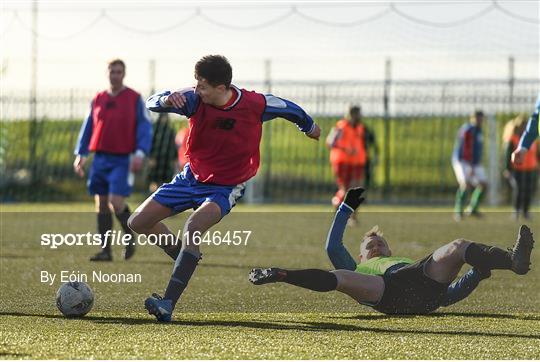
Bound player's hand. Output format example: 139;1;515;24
343;187;366;210
511;147;527;164
73;155;87;178
130;155;144;173
306;123;321;140
502;169;511;179
163;92;187;109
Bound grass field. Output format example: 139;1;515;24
1;202;539;359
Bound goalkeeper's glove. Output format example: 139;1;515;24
343;187;366;210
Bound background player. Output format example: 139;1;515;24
503;114;539;220
147;113;178;194
127;55;321;322
74;59;152;262
451;110;488;221
250;188;534;315
326;105;370;225
512;92;540;165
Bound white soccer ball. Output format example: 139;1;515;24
56;282;94;317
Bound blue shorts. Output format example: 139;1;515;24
152;164;246;217
87;153;133;197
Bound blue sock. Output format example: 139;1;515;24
163;249;201;308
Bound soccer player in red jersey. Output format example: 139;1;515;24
74;59;152;262
128;55;321;322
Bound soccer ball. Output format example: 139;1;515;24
56;282;94;317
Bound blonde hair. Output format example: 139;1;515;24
502;113;528;143
364;225;383;239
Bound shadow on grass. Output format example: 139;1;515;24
1;311;538;340
339;311;540;321
129;260;254;270
0;352;30;357
0;254;32;259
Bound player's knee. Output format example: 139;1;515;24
451;238;471;255
127;213;145;233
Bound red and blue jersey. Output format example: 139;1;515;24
74;87;152;156
518;92;540;150
453;123;483;165
146;85;314;186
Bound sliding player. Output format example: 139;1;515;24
250;188;534;315
74;59;152;262
128;55;321;322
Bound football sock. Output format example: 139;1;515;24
454;188;468;214
97;212;113;253
281;269;338;292
469;187;484;213
440;267;487;307
163;249;201;307
158;239;181;260
115;205;133;237
464;242;511;270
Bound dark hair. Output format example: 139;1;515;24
194;55;232;87
349;105;361;115
108;59;126;71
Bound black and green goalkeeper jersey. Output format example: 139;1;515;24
355;256;413;276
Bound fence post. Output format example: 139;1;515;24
383;58;392;199
251;58;272;203
487;113;500;206
29;0;38;184
508;56;515;112
149;59;156;95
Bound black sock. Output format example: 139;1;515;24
115;205;133;240
282;269;338;292
464;242;512;270
163;250;201;307
97;212;113;253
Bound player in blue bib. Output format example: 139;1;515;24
250;188;534;314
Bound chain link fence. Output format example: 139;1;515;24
1;78;538;204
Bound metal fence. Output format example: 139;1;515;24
1;78;539;204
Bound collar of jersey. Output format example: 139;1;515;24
213;85;242;111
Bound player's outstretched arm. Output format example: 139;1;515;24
325;188;366;271
439;267;491;307
262;94;320;140
146;88;199;117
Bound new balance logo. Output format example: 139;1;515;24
215;118;236;130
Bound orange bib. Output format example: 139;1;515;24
330;120;367;165
511;134;538;171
